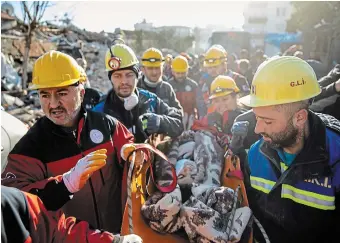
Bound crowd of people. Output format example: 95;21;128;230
1;40;340;243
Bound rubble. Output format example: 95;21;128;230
1;9;117;125
1;93;25;108
6;105;44;128
1;91;43;127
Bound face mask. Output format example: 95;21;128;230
124;93;139;110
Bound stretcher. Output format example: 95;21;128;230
121;136;253;243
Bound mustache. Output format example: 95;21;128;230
49;107;66;114
119;84;132;89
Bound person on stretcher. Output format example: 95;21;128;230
138;77;254;242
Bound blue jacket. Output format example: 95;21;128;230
245;112;340;243
93;88;183;143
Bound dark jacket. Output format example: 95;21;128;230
137;75;183;112
93;88;183;142
318;64;340;87
234;109;260;150
1;186;118;243
245;112;340;243
1;108;134;233
311;64;340;120
223;108;248;135
168;77;198;116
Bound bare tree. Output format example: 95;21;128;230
21;1;50;89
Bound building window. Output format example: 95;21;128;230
282;8;286;17
276;8;287;17
248;17;268;24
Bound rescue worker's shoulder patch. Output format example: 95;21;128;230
90;129;104;144
185;85;192;92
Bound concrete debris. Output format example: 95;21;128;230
6;106;44;128
1;10;117;124
1;9;179;125
1;93;25;109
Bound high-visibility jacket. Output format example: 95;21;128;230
245;112;340;243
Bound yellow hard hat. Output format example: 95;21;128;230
30;50;86;90
172;55;189;73
105;44;139;71
204;46;227;68
141;48;164;67
209;75;240;99
240;56;321;107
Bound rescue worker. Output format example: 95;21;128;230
250;49;266;73
190;53;206;83
227;53;238;72
240;49;250;60
196;46;250;118
1;186;141;243
163;53;173;80
1;50;145;234
93;44;183;142
209;75;247;134
168;55;198;130
241;56;340;243
137;47;182;111
233;63;340;152
238;59;254;85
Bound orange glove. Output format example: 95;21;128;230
120;144;145;168
63;149;107;193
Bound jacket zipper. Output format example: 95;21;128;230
271;159;325;192
260;148;327;192
50;111;103;229
73;129;102;230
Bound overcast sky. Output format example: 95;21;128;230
10;1;247;32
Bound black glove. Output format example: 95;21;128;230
230;121;249;154
140;113;161;134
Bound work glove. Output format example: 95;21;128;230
143;113;161;134
63;149;107;193
114;234;143;243
121;143;145;169
230;121;249;154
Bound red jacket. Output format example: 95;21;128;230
1;185;117;243
168;77;198;116
1;108;134;233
